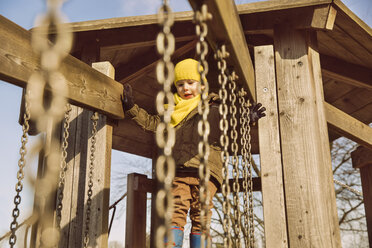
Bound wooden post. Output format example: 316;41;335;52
273;26;341;247
125;173;149;248
255;45;288;248
351;146;372;248
59;62;114;248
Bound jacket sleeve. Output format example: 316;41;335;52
208;104;222;145
125;104;160;132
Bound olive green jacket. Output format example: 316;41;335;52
125;93;223;185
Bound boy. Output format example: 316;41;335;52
122;58;265;247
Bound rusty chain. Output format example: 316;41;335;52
155;0;176;247
9;91;31;248
238;89;250;247
246;98;255;248
83;112;99;248
195;4;212;247
215;45;232;248
228;71;241;248
56;103;72;230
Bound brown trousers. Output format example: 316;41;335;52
171;175;218;233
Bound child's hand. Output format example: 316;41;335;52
249;102;266;123
122;84;134;111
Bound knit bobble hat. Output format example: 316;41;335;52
174;58;203;84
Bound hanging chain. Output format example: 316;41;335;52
10;0;72;246
215;45;232;248
238;89;250;247
83;112;99;248
56;103;72;230
195;4;212;247
246;99;255;248
228;71;241;248
9;92;31;248
155;0;175;247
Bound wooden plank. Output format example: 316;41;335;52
188;0;256;101
333;0;372;53
351;146;372;169
274;26;341;247
328;24;372;67
350;102;372;124
255;45;288;248
120;40;197;83
331;87;372;115
325;102;372;150
0;15;124;119
84;62;114;248
320;54;372;90
240;5;335;35
125;173;148;248
351;146;372;247
322;79;355;103
237;0;332;14
360;166;372;248
317;30;366;66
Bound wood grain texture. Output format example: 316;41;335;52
255;45;288;248
325;102;372;150
0;15;124;119
352;146;372;248
274;26;341;247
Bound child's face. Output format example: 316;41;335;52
175;79;204;100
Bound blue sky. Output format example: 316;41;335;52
0;0;371;246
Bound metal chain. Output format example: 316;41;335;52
238;89;250;247
228;71;241;248
83;112;99;248
246;99;255;248
24;0;72;246
195;4;212;247
155;1;175;247
334;179;363;197
56;103;72;230
215;45;231;248
9;92;31;248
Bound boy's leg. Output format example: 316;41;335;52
165;176;191;247
189;179;218;247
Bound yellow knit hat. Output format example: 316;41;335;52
174;58;203;84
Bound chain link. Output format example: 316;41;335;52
83;112;99;248
10;0;72;246
228;71;241;248
246;99;255;248
238;89;250;247
9;92;31;247
56;103;72;230
155;1;175;247
194;4;212;248
215;45;232;248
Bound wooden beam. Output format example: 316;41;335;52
351;146;372;247
0;15;124;119
325;102;372;150
240;4;337;34
273;26;341;247
119;40;197;83
320;54;372;90
125;173;148;248
255;45;288;248
188;0;256;101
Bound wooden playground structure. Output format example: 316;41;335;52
0;0;372;247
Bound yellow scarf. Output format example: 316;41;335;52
166;93;200;127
